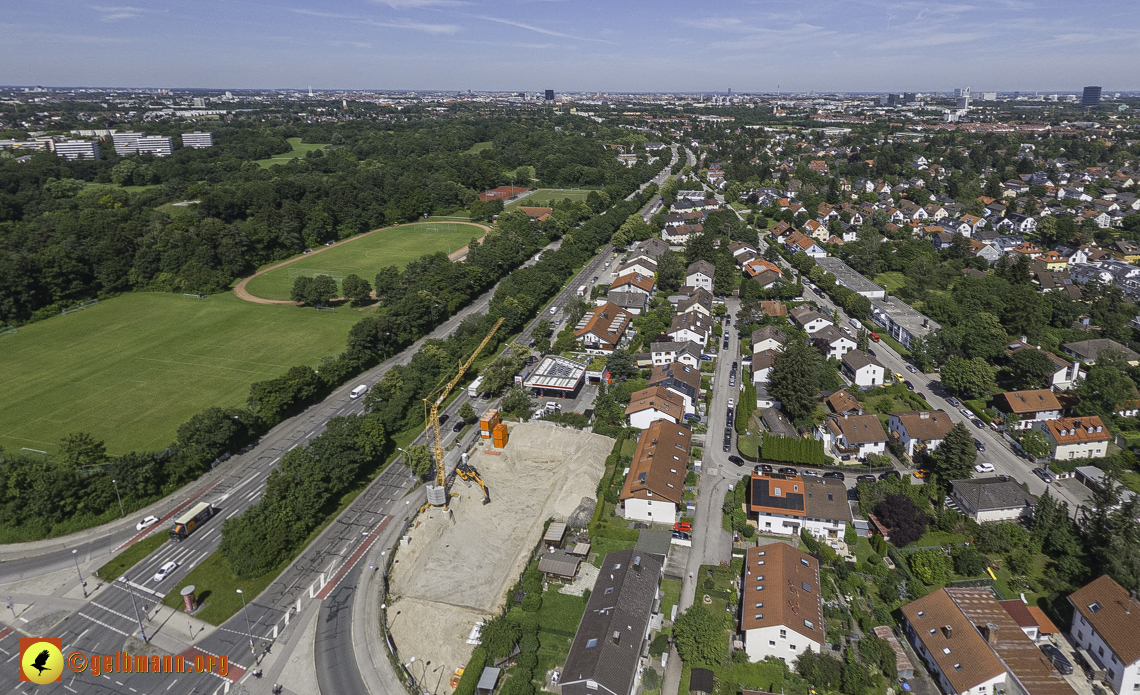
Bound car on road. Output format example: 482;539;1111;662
723;438;731;452
153;560;178;582
729;376;735;387
801;469;819;477
974;462;995;474
724;426;733;437
904;380;914;391
856;475;877;483
879;470;901;480
894;372;905;382
946;396;960;407
453;422;464;432
438;414;449;425
723;340;729;349
917;392;925;399
725;316;731;325
959;407;973;418
728;455;745;466
324;240;335;246
1034;467;1055;483
906;365;917;374
591;276;598;283
869;332;881;342
136;515;160;531
823;471;845;480
756;464;773;473
302;248;313;254
1040;645;1073;675
972;419;985;429
732;361;738;369
778;467;798;475
975;439;986;452
727;398;735;407
673;521;692;532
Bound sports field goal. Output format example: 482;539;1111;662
421;221;462;235
61;299;99;315
183;293;207;300
0;326;16;338
19;448;49;461
314;305;337;313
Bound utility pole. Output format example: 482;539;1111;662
111;479;125;517
72;549;87;598
121;576;148;643
236;589;256;658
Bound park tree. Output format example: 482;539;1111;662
656;249;685;291
769;338;820;421
458;401;476;422
673;606;726;667
341;274;373;306
403;444;435;478
58;432;109;471
1009;348;1058;389
290;274;338;307
932;422;977;480
939;356;996;398
1019;429;1051;459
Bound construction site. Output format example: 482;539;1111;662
386;421;612;688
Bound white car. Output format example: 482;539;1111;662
727;398;734;407
974;462;995;474
153;561;178;583
135;515;159;531
959;408;973;418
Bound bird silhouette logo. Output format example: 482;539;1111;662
19;638;63;684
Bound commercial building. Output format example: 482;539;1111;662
181;131;214;148
869;296;940;350
1068;575;1140;695
1081;86;1102;108
741;543;825;663
522;355;587;398
134;136;174;157
620;421;690;524
816;257;886;299
561;549;662;695
53;139;100;160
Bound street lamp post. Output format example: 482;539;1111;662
236;589;256;658
121;576;148;643
72;549;87;598
111;479;125;518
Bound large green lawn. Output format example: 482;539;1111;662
253;137;331;168
0;293;362;455
507;188;597;208
244;222;483;301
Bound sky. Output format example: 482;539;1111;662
3;0;1138;92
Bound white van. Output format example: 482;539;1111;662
549;306;558;315
350;385;368;399
849;318;863;331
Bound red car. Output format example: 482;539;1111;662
674;522;692;533
869;332;881;342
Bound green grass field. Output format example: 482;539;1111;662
244;222;483;301
0;293;362;456
507;188;596;209
463;141;492;154
253;137;331;168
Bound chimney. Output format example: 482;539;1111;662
633;555;642;572
942;625;953;639
983;623;1000;644
612;630;621;645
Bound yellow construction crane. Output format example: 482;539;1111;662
421;317;504;509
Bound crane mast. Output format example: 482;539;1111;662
422;317;504;508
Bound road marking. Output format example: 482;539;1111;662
226;508;242;519
76;612;130;637
166;678;178;690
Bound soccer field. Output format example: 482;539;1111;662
0;293;361;456
506;188;596;208
244;222;483;301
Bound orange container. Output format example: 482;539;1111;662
480;409;500;438
492;422;508;447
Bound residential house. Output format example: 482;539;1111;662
741;543;825;664
560;549;663;695
841;350;886;387
636;238;671;261
1113;240;1140;263
804;219;829;242
1067;575;1140;695
948;478;1036;523
752;350;779;385
818;413;888;460
1004;213;1038;234
826;390;864;416
1062;339;1140;367
870;296;940;350
606;290;649;315
648;362;701;415
1037;416;1111;460
790;305;833;333
574;302;633;354
960;214;986;236
686;260;716;293
747;474;851;541
901;590;1007;695
810;325;858;360
998;599;1059;643
666;312;712;345
899;200;929;220
676;288;714;318
1038;250;1067;270
995;389;1062;430
889;410;955;457
615;258;658;279
650;341;702;368
664;224;703;245
752;326;789;354
784;231;827;258
620;421;690;523
1004;342;1084;390
728;241;758;260
610;272;655;296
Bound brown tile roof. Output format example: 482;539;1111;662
753;349;779;371
740;544;824;645
996;389;1061;415
573;301;632;348
648;361;702;392
624;386;685;422
947;588;1077;695
620;420;690;506
752;326;789;347
610;272;655;293
827;390;863;415
517;206;553;221
1025;606;1058;635
998;600;1037;628
1042;416;1110;444
901;590;1007;693
828;414;887;444
893;410;954;442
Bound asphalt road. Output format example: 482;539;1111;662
314;562;368;695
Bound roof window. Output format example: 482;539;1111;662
586;638;598;648
800;558;810;567
802;582;812;593
1089;602;1102;613
943;648;951;655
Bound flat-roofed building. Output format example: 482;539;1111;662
181;131;214;148
817;257;886;298
522;355;587;398
53;139;100;160
134;135;174;157
741;543;824;662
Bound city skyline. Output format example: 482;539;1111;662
3;0;1138;92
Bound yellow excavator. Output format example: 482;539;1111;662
420;317;503;510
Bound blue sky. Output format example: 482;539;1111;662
3;1;1137;92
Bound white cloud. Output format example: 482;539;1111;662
474;15;617;44
91;5;144;21
290;9;460;34
371;0;468;8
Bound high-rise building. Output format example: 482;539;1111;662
111;131;145;155
134;136;173;157
1081;85;1102;108
981;92;997;101
53;139;100;160
181;132;214;149
544;89;555;101
956;87;971;111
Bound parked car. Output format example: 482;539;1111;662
959;407;973;418
823;471;845;480
302;248;313;255
700;354;713;361
726;408;734;420
1034;467;1055;483
972;419;985;429
856;475;877;483
975;439;986;452
906;364;917;374
757;464;773;473
778;467;798;475
913;469;930;479
671;531;691;541
974;462;995;474
724;426;733;437
135;515;160;532
438;413;449;425
673;521;692;532
801;469;819;477
727;398;735;407
153;560;178;583
723;438;731;452
1040;644;1074;675
729;377;736;387
728;455;745;466
732;361;738;369
453;422;464;432
879;470;901;480
946;396;960;407
904;380;914;391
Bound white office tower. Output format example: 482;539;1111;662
192;97;206;108
53;140;100;160
134;136;174;157
112;131;145;155
181;131;214;149
955;87;971;111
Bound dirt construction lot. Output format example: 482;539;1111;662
388;423;612;688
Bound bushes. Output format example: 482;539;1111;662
453;647;486;695
760;433;827;466
873;494;929;547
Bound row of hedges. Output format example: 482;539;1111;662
761;433;828;466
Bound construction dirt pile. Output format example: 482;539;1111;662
387;422;612;689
